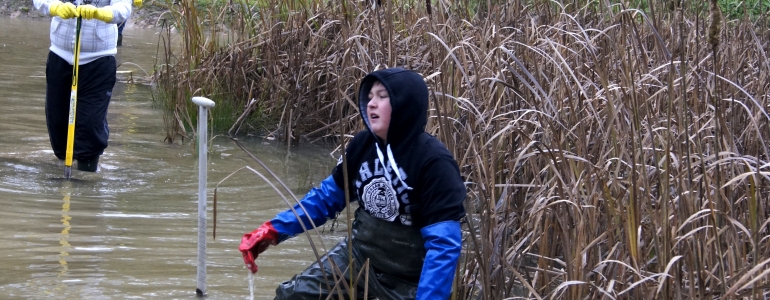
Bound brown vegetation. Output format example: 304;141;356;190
158;0;770;298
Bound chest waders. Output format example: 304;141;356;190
274;208;426;300
351;208;425;280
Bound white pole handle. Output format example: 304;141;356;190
192;96;215;297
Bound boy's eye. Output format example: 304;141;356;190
368;92;387;100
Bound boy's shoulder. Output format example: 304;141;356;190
342;130;375;159
410;132;454;160
345;130;454;161
348;130;374;148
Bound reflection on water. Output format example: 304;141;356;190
0;17;345;299
59;181;72;292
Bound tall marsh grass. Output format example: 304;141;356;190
156;0;770;298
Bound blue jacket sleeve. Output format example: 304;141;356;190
269;175;346;243
417;220;462;300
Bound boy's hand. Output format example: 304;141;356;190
133;0;142;8
238;221;279;273
49;1;77;19
76;5;113;22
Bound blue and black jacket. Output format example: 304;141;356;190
270;68;466;300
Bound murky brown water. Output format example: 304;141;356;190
0;17;346;299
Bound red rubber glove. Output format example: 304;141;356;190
239;221;279;273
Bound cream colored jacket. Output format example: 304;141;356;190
33;0;132;65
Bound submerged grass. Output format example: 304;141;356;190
158;0;770;298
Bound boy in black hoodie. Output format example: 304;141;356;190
239;68;466;300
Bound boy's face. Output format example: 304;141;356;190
367;81;392;142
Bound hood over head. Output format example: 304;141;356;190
358;68;428;149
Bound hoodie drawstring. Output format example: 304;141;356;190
375;144;413;191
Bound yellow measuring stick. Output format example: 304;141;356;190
64;17;82;179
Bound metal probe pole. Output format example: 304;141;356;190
192;96;215;297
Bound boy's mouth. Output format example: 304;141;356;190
370;113;379;120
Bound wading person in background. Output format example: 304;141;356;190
117;19;125;46
116;0;141;47
33;0;132;172
239;68;467;300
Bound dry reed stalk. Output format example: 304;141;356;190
155;0;770;298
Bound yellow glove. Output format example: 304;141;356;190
76;5;113;22
133;0;142;8
49;0;77;19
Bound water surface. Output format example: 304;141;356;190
0;17;346;299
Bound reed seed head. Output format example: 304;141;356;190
708;0;723;47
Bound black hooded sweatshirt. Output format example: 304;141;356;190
331;68;466;228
